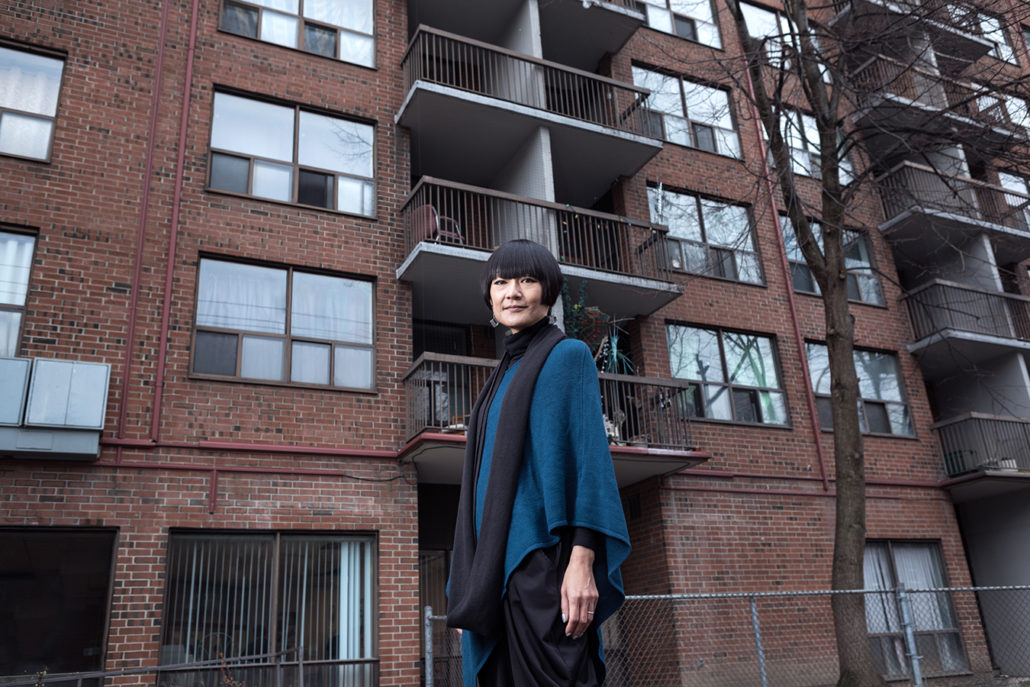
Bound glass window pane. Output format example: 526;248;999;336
736;252;762;284
334;345;373;388
0;311;22;358
732;388;758;422
664;114;691;146
340;31;374;67
241;335;284;380
887;402;913;435
696;20;722;49
816;396;833;429
741;2;779;39
261;11;299;47
0;46;63;116
0;232;35;306
667;324;724;382
703;383;732;419
337;176;374;215
252;160;293;201
648;188;701;242
305;0;373;33
646;6;674;32
693;123;715;152
194;331;238;375
673;15;697;41
304;22;336;56
714;127;740;157
681;240;707;274
210;152;250;194
291;340;330;384
299;112;373;177
0;112;52;159
865;401;891;433
632;67;682;117
197;259;287;333
211;93;294;161
855;349;903;401
683;81;732;129
298;169;333;207
759;390;788;424
671;0;714;24
291;272;372;343
221;2;259;36
806;343;831;394
724;332;779;387
701;200;749;247
252;0;298;11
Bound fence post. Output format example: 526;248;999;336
297;646;305;687
897;585;923;687
425;605;434;687
749;595;769;687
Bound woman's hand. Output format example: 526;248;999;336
561;545;598;639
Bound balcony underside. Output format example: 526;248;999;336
879;207;1030;273
945;471;1030;503
399;433;708;486
406;0;643;71
909;330;1030;379
397;83;662;208
397;242;681;324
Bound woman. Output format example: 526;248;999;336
447;239;631;686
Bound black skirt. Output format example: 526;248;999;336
478;534;603;687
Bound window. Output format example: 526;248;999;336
648;186;761;283
777;109;853;181
0;45;64;160
640;0;721;48
998;171;1030;232
0;528;116;686
740;2;794;68
806;343;913;435
161;532;375;683
865;541;967;678
220;0;374;67
0;230;35;357
781;217;883;304
632;66;740;157
193;258;374;389
667;324;788;424
209;92;375;215
954;9;1016;63
974;87;1030;133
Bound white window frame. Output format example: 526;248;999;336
648;186;762;283
640;0;722;48
208;92;375;216
666;323;789;425
0;44;65;161
806;343;914;435
219;0;375;67
632;66;741;157
192;257;375;390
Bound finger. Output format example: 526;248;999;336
560;584;570;633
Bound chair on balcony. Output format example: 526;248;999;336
412;204;464;244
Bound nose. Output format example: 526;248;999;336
503;281;523;300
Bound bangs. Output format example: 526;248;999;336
480;239;562;308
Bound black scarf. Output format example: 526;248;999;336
447;319;565;635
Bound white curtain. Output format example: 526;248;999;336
197;259;286;334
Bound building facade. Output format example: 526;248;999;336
1;0;1028;684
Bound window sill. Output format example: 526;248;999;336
639;25;725;53
687;416;793;430
217;27;377;72
189;372;378;395
659;138;742;162
818;427;919;440
792;289;888;310
1;151;52;164
205;187;377;221
672;269;766;289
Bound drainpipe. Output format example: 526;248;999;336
116;0;173;440
150;0;202;442
743;68;831;491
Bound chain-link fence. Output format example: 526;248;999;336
425;586;1030;686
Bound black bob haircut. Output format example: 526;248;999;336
480;239;563;309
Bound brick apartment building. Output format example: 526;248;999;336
1;0;1029;684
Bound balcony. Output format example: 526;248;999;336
902;279;1030;377
399;353;707;486
397;177;682;323
852;55;1025;157
0;356;111;459
397;26;662;208
936;413;1030;501
407;0;645;71
831;0;992;74
876;161;1030;266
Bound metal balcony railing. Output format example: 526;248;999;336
402;353;695;451
852;54;964;111
402;26;655;138
877;161;1030;232
935;413;1030;475
402;177;673;282
902;279;1030;342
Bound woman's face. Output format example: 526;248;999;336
490;275;549;333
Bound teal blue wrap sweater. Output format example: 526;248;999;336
461;338;631;683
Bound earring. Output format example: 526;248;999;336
490;317;499;328
548;313;557;325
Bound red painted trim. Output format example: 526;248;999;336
679;467;941;489
207;469;218;514
116;0;172;438
89;459;398;479
100;436;396;459
743;68;830;491
150;0;202;442
662;482;949;501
